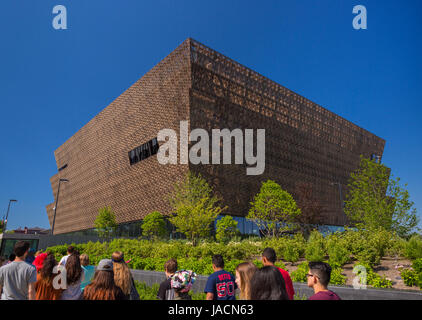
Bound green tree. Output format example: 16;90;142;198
94;206;117;241
216;216;240;243
247;180;301;238
0;220;4;234
141;211;167;240
169;171;226;246
344;156;419;237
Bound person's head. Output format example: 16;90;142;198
164;258;178;277
307;261;332;289
80;254;90;267
235;262;258;300
14;241;30;259
212;254;224;271
67;246;75;255
8;253;16;262
65;253;82;285
111;251;132;295
33;252;49;273
250;266;289;300
40;254;58;282
170;270;197;296
84;259;122;300
35;250;43;257
262;247;276;266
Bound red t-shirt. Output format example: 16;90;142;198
276;267;295;300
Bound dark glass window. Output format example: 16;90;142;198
129;137;159;165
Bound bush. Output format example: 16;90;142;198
412;258;422;273
330;268;347;286
401;268;418;287
305;231;326;262
290;261;309;283
326;235;350;268
405;236;422;260
354;262;393;289
216;216;240;243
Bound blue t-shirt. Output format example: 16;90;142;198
204;270;237;300
80;265;95;290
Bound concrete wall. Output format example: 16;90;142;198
130;269;422;300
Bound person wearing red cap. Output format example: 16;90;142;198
34;254;64;300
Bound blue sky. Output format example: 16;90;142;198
0;0;421;230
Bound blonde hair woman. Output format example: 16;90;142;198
111;251;140;300
235;262;258;300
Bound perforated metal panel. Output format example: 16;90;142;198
46;38;385;234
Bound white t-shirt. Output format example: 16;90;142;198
59;255;70;266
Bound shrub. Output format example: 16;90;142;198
326;236;350;268
401;268;418;287
354;262;393;289
274;261;287;270
330;268;347;286
290;261;309;283
412;258;422;273
134;281;159;300
305;231;326;262
405;236;422;260
216;216;240;243
141;211;167;239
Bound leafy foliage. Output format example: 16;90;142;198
404;235;422;260
344;156;419;237
330;268;347;286
169;172;226;246
290;261;309;283
247;180;301;238
94;206;117;240
215;216;240;243
305;230;326;262
141;211;167;240
354;262;393;289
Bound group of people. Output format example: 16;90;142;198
0;241;340;300
158;247;340;300
0;241;140;300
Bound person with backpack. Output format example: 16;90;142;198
170;269;196;300
157;258;178;300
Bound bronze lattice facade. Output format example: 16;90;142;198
46;38;385;234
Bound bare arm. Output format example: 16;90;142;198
28;282;36;300
206;292;214;300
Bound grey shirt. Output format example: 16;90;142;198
0;261;37;300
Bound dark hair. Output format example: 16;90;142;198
165;258;178;274
66;254;82;285
14;241;30;257
8;253;16;261
83;270;125;300
308;261;332;287
212;255;224;268
40;254;58;282
262;247;277;263
250;266;289;300
67;246;75;254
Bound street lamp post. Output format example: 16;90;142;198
51;178;69;235
3;199;17;233
330;181;346;224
